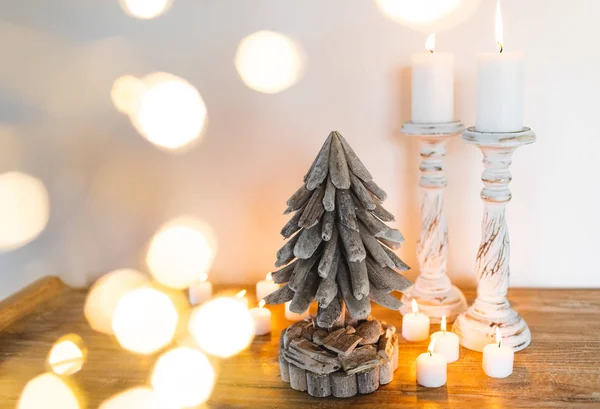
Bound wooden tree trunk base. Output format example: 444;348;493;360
278;316;398;398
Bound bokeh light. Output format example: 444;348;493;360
120;0;172;19
84;269;149;335
112;287;178;355
133;76;208;152
375;0;481;32
99;387;177;409
189;297;254;358
146;216;217;290
235;30;305;94
151;347;216;408
0;171;49;252
47;334;87;376
18;373;79;409
111;75;146;115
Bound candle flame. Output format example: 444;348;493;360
258;299;266;308
495;0;503;53
199;273;208;283
266;272;273;281
236;289;246;298
428;337;436;356
495;326;502;347
441;316;447;332
425;32;435;53
411;299;419;314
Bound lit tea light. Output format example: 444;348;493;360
249;300;272;336
416;338;447;388
431;316;460;363
189;273;213;306
47;334;87;376
284;301;310;322
256;272;279;301
235;289;249;308
482;326;514;378
401;299;430;341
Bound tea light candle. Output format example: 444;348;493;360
416;338;447;388
249;300;272;336
402;299;430;341
285;301;310;321
483;327;514;378
188;274;212;306
411;32;454;123
431;316;459;363
476;0;524;132
256;272;279;301
235;289;249;308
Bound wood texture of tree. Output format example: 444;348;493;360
265;131;413;327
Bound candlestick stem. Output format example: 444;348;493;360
400;121;467;323
453;127;535;352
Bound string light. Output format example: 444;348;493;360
18;373;79;409
189;297;254;358
84;269;149;335
112;287;179;355
151;347;216;408
99;387;177;409
47;334;86;376
120;0;172;19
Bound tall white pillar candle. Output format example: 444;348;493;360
188;275;212;306
476;0;524;132
249;300;272;336
411;33;454;123
431;316;460;363
416;338;447;388
256;272;280;302
483;327;514;378
402;299;430;341
285;301;310;321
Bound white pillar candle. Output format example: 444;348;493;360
476;1;524;133
417;338;447;388
249;300;272;336
431;316;460;363
188;275;212;306
235;289;249;309
483;327;514;378
285;301;310;322
256;272;280;301
402;299;430;341
411;33;454;124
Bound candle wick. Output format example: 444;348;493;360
429;350;433;357
497;42;503;53
428;49;434;54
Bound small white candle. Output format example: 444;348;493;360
417;338;447;388
188;274;212;306
476;0;524;132
411;32;454;123
431;316;460;363
235;289;249;308
249;300;272;336
285;301;310;321
483;327;514;378
256;272;279;301
402;299;430;341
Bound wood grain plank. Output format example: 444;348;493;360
0;283;599;408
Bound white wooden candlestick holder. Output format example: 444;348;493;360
452;127;535;352
399;121;467;323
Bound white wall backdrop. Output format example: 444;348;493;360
1;0;599;299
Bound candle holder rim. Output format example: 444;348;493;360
401;120;465;137
462;126;536;147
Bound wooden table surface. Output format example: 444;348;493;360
1;277;599;409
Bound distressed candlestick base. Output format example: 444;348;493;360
452;127;535;352
400;121;467;322
400;285;466;323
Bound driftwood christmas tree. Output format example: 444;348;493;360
265;131;413;327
